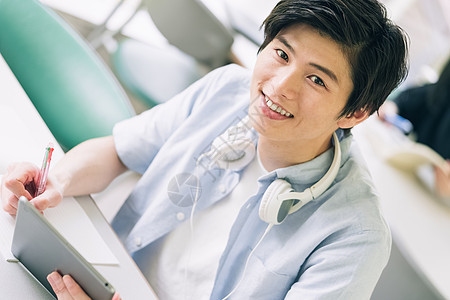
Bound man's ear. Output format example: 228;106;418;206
337;109;370;129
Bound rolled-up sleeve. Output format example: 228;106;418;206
112;66;229;174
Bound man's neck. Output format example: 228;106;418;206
257;136;332;172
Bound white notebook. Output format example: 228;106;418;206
358;116;449;176
385;142;450;176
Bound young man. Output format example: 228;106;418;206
1;0;408;298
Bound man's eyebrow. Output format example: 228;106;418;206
276;35;340;84
276;36;295;54
309;63;339;84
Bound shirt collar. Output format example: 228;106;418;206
257;129;352;191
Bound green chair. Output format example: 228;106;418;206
88;0;233;108
111;39;206;107
0;0;135;151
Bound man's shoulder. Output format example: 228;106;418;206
195;64;251;107
213;63;251;75
206;63;251;86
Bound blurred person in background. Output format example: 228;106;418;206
380;57;450;198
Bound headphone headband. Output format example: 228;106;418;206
260;132;342;224
288;131;341;213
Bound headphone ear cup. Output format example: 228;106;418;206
259;179;294;224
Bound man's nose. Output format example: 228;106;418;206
272;68;301;100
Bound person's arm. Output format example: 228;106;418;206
435;160;450;198
51;136;127;196
1;136;127;215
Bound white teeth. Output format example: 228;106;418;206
264;95;292;117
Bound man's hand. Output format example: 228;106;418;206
1;162;63;215
47;272;121;300
47;272;91;300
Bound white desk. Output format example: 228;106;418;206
0;54;156;298
353;117;450;300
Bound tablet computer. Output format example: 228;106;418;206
11;196;115;299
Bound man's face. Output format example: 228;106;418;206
249;23;359;158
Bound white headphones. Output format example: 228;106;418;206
203;116;341;225
259;132;341;224
197;117;342;299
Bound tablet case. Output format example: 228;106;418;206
11;196;115;299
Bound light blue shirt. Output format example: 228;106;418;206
112;64;391;299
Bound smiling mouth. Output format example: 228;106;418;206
264;95;293;118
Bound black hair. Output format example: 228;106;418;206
259;0;409;118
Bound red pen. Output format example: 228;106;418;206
35;143;54;197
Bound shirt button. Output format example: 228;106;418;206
134;237;142;247
177;212;185;221
219;184;226;194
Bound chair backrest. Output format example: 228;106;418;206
112;39;205;107
143;0;234;69
0;0;135;151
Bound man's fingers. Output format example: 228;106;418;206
4;178;33;200
47;272;74;300
6;162;38;187
31;188;62;212
1;162;39;216
3;162;37;201
30;197;50;212
47;272;92;300
62;275;91;300
2;199;18;215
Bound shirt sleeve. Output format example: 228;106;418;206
285;228;391;300
112;66;231;174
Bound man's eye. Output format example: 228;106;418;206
310;75;325;87
276;49;288;62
